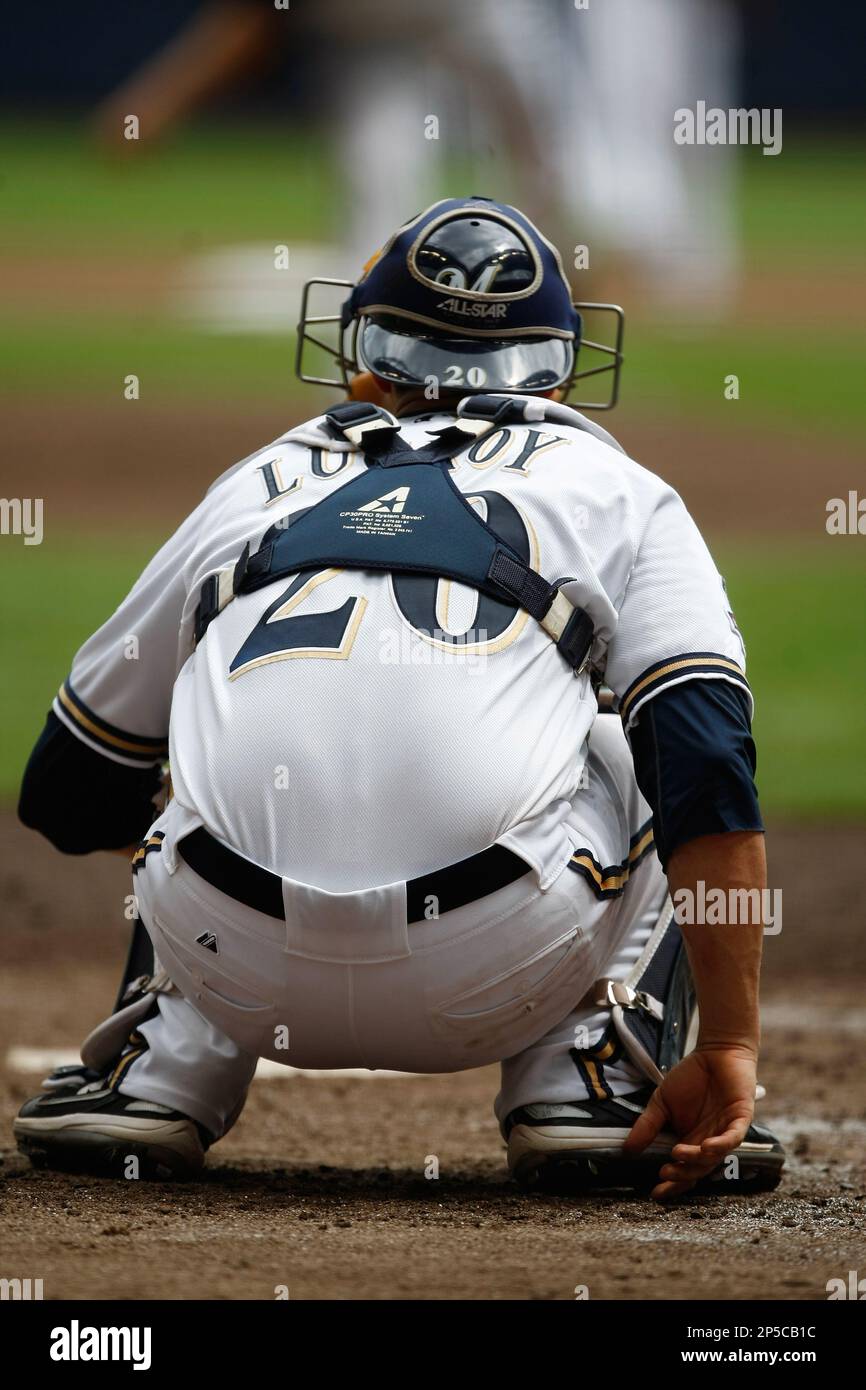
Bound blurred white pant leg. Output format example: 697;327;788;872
337;50;438;263
562;0;741;305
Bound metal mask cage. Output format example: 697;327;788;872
295;278;624;410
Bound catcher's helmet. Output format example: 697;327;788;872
296;197;624;409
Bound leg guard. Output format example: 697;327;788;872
578;898;697;1088
80;959;176;1073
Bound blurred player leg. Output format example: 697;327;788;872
566;0;741;310
337;48;437;265
478;0;741;309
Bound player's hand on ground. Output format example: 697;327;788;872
623;1046;758;1202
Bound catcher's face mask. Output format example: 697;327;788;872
296;197;624;409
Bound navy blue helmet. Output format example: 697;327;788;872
296;197;624;408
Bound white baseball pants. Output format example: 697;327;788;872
121;718;666;1140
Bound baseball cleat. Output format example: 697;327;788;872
505;1089;785;1195
14;1079;211;1180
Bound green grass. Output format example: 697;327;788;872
1;535;863;816
0;316;299;403
0;120;335;253
740;137;866;259
1;534;165;802
716;541;866;817
1;312;862;437
627;323;866;436
3;119;864;261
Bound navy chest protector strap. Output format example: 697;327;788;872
195;400;594;672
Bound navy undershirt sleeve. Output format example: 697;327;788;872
18;712;163;854
627;679;763;869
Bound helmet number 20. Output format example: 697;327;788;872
442;363;487;388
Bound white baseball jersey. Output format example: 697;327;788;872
55;400;749;891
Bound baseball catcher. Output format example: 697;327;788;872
15;198;784;1199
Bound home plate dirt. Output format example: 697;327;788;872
1;814;864;1301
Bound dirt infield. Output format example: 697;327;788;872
1;812;864;1302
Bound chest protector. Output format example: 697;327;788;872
195;396;595;672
